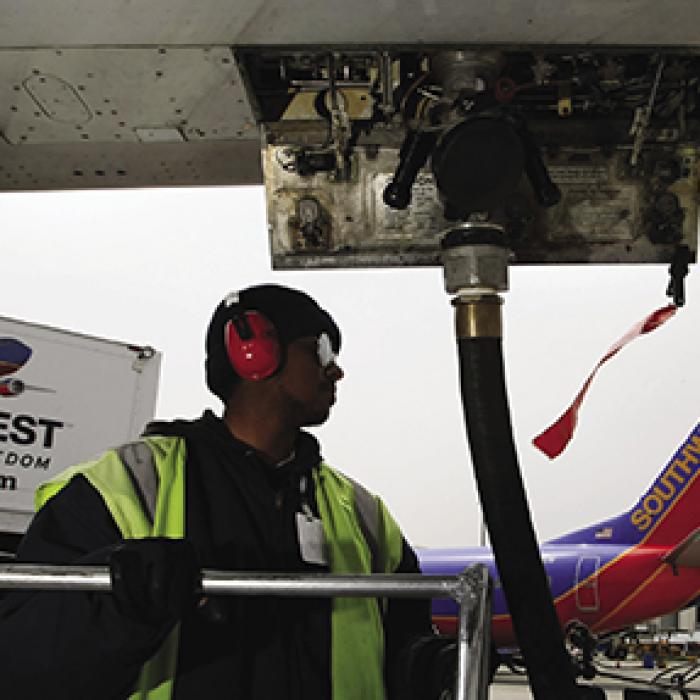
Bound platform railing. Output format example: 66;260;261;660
0;562;492;700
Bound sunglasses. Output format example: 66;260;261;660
317;332;338;368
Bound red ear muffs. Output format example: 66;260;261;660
224;311;281;380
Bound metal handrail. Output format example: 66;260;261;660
0;562;492;700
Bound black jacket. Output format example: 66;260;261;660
0;411;430;699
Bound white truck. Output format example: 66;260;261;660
0;315;160;546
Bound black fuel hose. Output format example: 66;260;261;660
457;336;579;698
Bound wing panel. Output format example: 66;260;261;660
0;1;699;47
0;140;262;190
0;48;256;147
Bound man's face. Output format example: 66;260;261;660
275;335;343;427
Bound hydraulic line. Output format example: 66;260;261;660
454;295;579;698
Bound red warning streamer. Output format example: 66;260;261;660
533;304;678;459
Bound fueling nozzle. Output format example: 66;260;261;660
441;224;579;699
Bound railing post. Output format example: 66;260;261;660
454;564;492;700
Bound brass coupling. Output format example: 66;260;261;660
453;294;503;339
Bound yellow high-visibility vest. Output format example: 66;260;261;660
36;435;403;699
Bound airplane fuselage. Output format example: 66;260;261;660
419;543;700;647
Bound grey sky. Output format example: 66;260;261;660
3;185;698;547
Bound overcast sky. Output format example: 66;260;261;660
3;185;698;547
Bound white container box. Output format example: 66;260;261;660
0;316;160;534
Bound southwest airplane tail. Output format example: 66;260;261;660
550;422;700;548
419;423;700;647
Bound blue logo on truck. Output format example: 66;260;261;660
0;338;53;397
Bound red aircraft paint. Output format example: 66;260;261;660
420;423;700;647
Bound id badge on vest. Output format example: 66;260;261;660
296;511;328;566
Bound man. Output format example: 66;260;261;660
0;284;431;699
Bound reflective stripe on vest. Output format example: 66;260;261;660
36;436;185;700
36;437;403;700
312;467;403;700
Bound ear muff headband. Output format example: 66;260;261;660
224;309;281;381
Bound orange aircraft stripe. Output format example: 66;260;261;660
551;547;632;606
551;467;700;609
591;564;666;632
638;447;700;547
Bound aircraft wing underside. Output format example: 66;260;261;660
0;1;698;271
1;0;700;193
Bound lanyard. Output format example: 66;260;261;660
298;474;315;520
